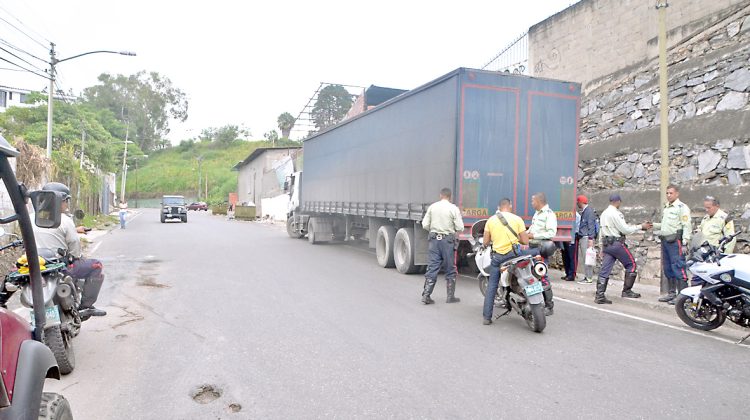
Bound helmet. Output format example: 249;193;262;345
538;241;557;258
42;182;71;200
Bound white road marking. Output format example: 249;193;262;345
89;241;103;256
557;297;750;348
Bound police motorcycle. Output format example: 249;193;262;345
468;220;552;333
674;230;750;344
1;238;83;375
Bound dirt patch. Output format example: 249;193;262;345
137;277;170;288
227;403;242;413
191;384;222;404
114;334;128;340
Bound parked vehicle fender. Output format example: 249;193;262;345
679;285;702;300
1;340;59;419
527;293;545;305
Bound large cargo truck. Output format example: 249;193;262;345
286;68;581;274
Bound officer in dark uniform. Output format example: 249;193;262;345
596;194;652;304
420;188;464;304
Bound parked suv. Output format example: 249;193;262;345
187;201;208;211
161;195;187;223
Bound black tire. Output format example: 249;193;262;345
394;228;419;274
479;274;488;296
160;214;165;223
376;225;396;268
287;217;303;239
308;218;319;244
39;393;73;420
182;216;188;223
674;294;726;331
43;324;75;375
525;303;546;333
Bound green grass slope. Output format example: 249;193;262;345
125;140;288;203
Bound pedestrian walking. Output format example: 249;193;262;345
119;201;128;229
596;194;652;304
420;187;464;305
527;192;557;315
482;198;530;324
654;185;692;305
574;195;597;284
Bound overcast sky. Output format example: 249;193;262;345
0;0;578;143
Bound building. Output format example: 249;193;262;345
233;147;302;218
343;85;407;120
0;85;76;112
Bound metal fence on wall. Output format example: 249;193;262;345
481;32;529;75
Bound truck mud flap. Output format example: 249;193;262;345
413;223;429;266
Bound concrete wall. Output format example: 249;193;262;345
529;0;748;86
236;148;300;217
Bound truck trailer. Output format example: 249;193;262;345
286;68;581;274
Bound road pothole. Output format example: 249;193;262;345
191;385;222;404
227;403;242;413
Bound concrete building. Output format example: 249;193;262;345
0;85;76;112
233;147;301;217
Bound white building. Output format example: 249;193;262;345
0;84;76;112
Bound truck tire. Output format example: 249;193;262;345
160;214;165;223
308;218;319;244
287;217;303;239
376;225;396;268
39;392;73;420
182;215;188;223
43;325;75;375
394;228;419;274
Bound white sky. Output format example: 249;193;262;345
0;0;578;143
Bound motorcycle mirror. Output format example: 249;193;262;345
29;190;62;229
74;209;85;220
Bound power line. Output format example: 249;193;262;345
0;37;48;64
0;8;49;49
0;55;49;79
0;45;46;73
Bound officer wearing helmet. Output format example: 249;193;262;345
33;182;107;318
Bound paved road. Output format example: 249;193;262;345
44;209;749;419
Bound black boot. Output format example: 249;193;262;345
621;272;641;298
668;278;687;305
543;289;554;316
595;277;612;304
421;278;436;304
445;278;460;303
658;278;676;302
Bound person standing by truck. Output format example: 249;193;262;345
420;188;464;305
527;192;557;316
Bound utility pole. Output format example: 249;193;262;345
657;1;670;295
46;42;56;159
120;122;130;204
197;156;203;201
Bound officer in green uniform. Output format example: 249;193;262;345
654;184;692;304
420;188;464;304
698;195;736;253
527;192;557;315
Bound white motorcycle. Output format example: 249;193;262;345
675;230;750;344
469;220;550;333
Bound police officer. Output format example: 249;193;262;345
699;195;736;253
596;194;652;304
654;184;692;305
482;198;530;324
420;187;464;305
527;192;557;315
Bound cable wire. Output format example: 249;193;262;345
0;37;48;63
0;55;49;79
0;10;49;49
0;45;46;73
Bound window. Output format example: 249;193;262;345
19;93;28;104
8;92;12;100
0;91;6;108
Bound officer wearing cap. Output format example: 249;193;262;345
654;184;692;305
527;192;557;315
420;187;464;304
699;196;736;253
596;194;652;304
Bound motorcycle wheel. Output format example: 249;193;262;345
478;274;488;296
39;392;73;420
674;294;726;331
525;303;546;333
43;325;76;375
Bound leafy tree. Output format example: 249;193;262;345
264;130;279;144
311;85;353;130
82;71;188;151
277;112;296;138
198;124;249;146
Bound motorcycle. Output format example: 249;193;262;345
1;238;83;375
468;220;550;333
674;230;750;344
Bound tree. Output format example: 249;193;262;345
198;124;249;146
82;71;188;152
311;85;353;130
264;130;279;145
277;112;296;138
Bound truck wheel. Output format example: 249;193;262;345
376;225;396;268
394;228;418;274
39;392;73;420
308;218;319;244
43;325;75;375
182;215;188;223
287;217;303;239
160;214;165;223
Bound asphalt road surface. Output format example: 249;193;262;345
44;209;750;419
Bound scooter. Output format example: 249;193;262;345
675;230;750;344
468;220;550;333
0;134;73;419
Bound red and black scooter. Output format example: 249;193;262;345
0;134;73;419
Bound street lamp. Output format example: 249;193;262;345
46;45;136;158
119;136;134;204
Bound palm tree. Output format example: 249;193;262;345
277;112;296;139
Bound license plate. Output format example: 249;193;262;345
30;306;61;327
524;282;544;296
